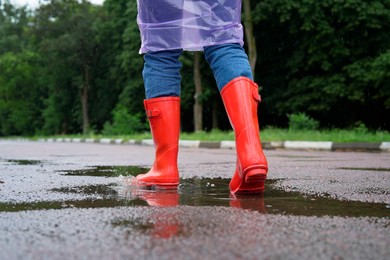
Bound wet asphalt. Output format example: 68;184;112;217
0;140;389;259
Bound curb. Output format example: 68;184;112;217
30;138;390;152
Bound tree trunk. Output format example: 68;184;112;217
193;52;203;132
81;66;90;134
243;0;257;78
212;100;218;129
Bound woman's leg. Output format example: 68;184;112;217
204;43;253;91
135;49;183;189
143;49;183;98
204;43;268;194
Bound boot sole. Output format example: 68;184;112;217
135;181;179;190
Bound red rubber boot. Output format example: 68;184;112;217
134;97;180;189
221;77;268;194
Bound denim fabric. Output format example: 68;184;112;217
143;49;183;99
142;43;252;98
204;43;253;91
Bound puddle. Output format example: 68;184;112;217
0;165;388;218
52;184;119;196
337;167;390;172
3;159;43;165
57;166;149;177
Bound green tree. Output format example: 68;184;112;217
243;0;257;77
0;0;30;54
0;51;45;135
100;0;146;134
193;51;203;132
0;1;45;136
34;0;102;134
254;0;390;129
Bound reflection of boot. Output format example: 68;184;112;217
135;190;179;207
221;77;268;194
135;190;180;239
134;97;180;189
229;193;266;213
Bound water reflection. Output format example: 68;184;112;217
119;187;181;238
123;188;180;207
123;183;266;213
230;194;266;213
118;183;267;239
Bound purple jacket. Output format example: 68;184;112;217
137;0;244;53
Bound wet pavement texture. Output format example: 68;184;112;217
0;140;389;259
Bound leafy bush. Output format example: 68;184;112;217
102;105;147;135
288;113;319;130
353;122;369;134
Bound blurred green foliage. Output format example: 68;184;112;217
254;0;390;129
0;0;389;136
288;113;319;130
102;105;146;135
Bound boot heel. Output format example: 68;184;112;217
152;184;179;190
229;168;267;195
244;167;267;183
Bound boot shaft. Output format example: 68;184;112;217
221;77;261;134
136;96;181;187
144;96;180;153
221;77;261;138
221;77;267;171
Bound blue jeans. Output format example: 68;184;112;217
143;43;253;99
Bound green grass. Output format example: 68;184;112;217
260;128;390;142
31;128;390;143
181;128;390;142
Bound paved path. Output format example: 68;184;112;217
0;140;389;259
